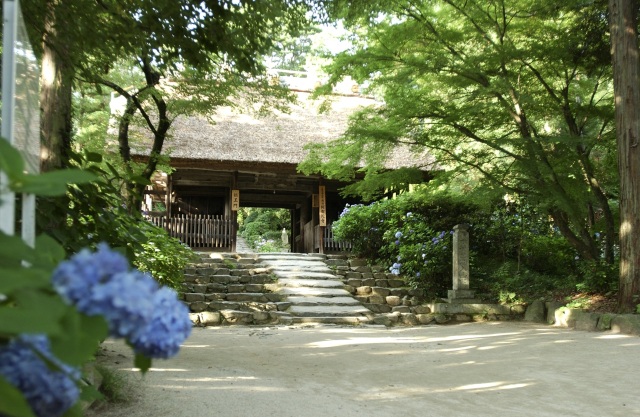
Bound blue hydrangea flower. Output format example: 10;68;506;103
52;243;129;306
85;270;159;338
0;335;80;417
395;231;403;239
129;287;192;359
439;231;446;239
395;240;400;245
389;262;402;275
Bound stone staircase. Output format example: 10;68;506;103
258;253;373;325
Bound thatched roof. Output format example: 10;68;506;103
131;89;434;171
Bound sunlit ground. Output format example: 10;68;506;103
94;322;640;417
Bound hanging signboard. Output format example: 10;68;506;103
318;186;326;226
231;189;240;211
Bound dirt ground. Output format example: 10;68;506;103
88;322;640;417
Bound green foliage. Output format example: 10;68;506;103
133;224;197;290
306;0;618;266
239;208;291;252
93;364;135;405
333;187;617;300
37;149;195;289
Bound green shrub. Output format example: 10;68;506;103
133;223;197;289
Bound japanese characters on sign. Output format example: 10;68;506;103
231;189;240;211
318;186;326;226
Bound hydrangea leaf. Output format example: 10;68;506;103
0;290;67;334
0;375;36;417
0;232;35;266
0;267;50;294
134;353;152;374
0;138;25;179
50;311;109;366
15;169;97;196
33;233;67;269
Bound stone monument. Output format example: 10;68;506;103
448;224;479;303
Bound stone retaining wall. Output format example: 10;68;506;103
181;255;291;326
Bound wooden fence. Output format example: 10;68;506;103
316;224;352;252
144;213;234;249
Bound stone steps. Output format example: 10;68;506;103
258;253;373;325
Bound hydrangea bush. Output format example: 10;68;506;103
0;140;192;417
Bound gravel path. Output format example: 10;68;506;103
88;322;640;417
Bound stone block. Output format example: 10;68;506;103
212;275;232;284
190;311;221;326
213;268;229;275
347;279;362;287
238;275;251;284
389;288;407;297
251;274;273;284
574;311;600;332
184;293;205;302
611;314;640;336
193;284;208;293
183;274;198;283
245;284;264;292
362;278;376;286
353;266;372;273
545;302;565;325
206;283;227;293
413;305;431;314
434;314;450;324
344;285;355;294
356;286;372;295
511;304;527;315
226;293;268;302
205;293;226;301
346;272;362;279
265;293;283;302
189;301;208;312
198;267;215;276
554;307;579;328
371;287;391;297
373;273;387;280
524;300;546;323
348;258;368;268
228;284;246;293
392;306;411;313
368;295;385;304
364;303;392;314
401;313;418;326
325;259;349;267
221;310;254;324
208;301;240;311
386;296;402;306
454;314;472;322
276;302;292;311
361;273;374;279
388;279;405;288
270;311;293;324
354;296;369;303
373;315;393;327
416;314;436;325
252;311;270;322
375;279;389;287
194;276;211;285
597;313;616;331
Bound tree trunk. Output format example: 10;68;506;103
609;0;640;313
40;0;74;172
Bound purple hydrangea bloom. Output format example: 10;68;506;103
129;287;192;359
389;262;402;275
0;335;80;417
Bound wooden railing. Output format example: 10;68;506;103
144;213;234;249
316;224;352;252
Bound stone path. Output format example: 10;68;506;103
235;236;253;254
258;253;372;325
